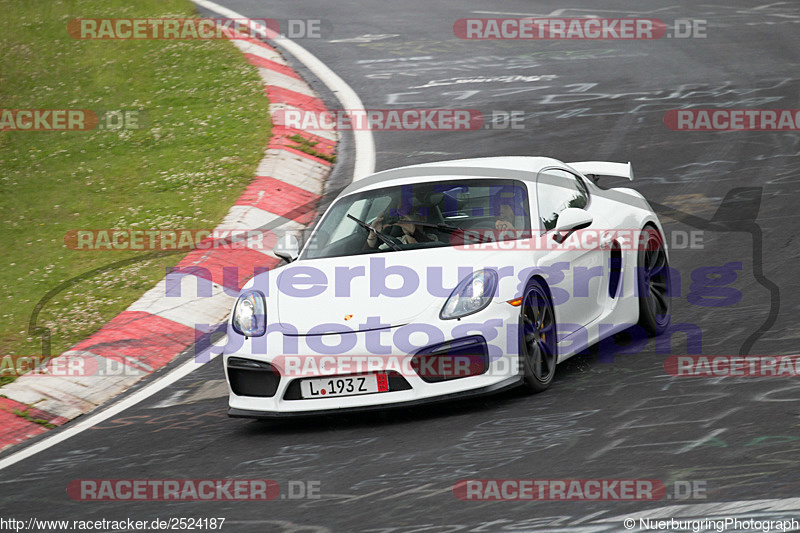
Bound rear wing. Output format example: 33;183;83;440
567;161;634;183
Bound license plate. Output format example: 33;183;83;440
300;373;389;399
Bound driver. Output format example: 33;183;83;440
366;208;436;248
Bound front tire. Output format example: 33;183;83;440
637;225;671;335
519;279;557;393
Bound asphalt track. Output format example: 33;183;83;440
2;1;800;531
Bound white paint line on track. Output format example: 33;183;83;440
191;0;376;181
0;347;221;472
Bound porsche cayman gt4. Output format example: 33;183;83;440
223;157;671;417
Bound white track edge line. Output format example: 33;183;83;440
191;0;376;180
0;349;221;472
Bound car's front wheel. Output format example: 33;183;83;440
519;279;557;393
637;225;671;335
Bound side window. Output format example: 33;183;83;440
536;169;589;230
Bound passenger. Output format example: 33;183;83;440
495;204;517;231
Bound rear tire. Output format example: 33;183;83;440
519;279;557;393
637;225;671;335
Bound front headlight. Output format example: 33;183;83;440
440;269;498;320
232;290;266;337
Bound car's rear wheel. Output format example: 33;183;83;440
519;279;557;393
637;225;671;335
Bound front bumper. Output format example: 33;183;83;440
227;376;522;418
223;310;523;417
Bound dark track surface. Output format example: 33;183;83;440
2;1;800;531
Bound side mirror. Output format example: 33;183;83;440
554;208;593;232
553;208;593;243
274;233;300;263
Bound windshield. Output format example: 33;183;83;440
301;178;531;260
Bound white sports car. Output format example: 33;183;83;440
223;157;671;417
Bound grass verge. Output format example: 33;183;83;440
0;0;271;384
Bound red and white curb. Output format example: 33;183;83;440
0;34;338;452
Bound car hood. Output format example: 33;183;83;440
275;247;505;334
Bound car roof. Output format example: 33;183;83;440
340;156;568;196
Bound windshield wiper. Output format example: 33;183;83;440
347;214;402;251
410;221;494;244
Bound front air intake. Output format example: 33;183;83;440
227;357;280;397
412;335;489;383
